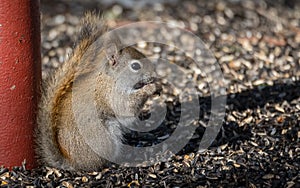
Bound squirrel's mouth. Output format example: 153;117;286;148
133;77;155;90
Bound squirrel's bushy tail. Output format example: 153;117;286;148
35;12;106;168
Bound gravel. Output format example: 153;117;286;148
1;0;299;187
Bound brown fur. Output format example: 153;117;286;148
35;12;160;171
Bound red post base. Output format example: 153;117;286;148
0;0;41;169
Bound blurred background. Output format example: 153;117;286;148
22;0;299;187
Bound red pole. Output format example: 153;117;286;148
0;0;41;169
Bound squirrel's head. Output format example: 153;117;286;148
106;47;157;92
102;43;161;118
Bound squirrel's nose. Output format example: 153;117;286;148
144;71;158;81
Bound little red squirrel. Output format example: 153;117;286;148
35;12;161;171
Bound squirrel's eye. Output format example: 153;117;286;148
129;60;142;72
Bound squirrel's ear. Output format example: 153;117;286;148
104;42;119;67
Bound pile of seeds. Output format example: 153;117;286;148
1;0;299;187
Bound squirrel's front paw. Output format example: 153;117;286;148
139;78;162;96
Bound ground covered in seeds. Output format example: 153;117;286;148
1;0;299;187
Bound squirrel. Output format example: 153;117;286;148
35;12;161;171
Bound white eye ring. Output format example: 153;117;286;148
129;60;143;72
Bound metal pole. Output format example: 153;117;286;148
0;0;41;169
